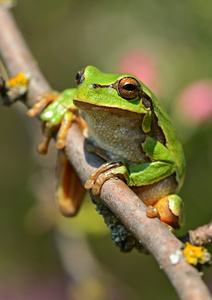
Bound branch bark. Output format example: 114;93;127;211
0;6;211;300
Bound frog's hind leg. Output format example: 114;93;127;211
146;194;184;229
132;174;184;229
56;150;86;217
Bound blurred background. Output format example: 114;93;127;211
0;0;212;299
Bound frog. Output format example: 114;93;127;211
27;66;185;229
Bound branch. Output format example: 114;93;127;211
188;222;212;247
0;6;211;300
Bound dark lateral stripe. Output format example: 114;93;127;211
92;83;116;89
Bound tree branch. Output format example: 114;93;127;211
188;222;212;247
0;6;211;300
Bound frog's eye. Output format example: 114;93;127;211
75;68;85;86
117;77;141;100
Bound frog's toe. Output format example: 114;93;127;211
37;135;52;154
37;121;56;154
91;170;122;195
27;92;58;117
146;205;160;219
56;111;73;149
27;106;39;117
84;161;124;195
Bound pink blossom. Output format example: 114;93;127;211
177;80;212;123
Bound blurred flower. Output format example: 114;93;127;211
177;80;212;124
117;50;160;93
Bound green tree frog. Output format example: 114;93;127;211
28;66;185;229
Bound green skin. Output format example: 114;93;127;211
41;66;185;226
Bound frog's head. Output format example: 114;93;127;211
73;66;152;115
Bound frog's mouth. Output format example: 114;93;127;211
73;99;141;115
73;100;103;109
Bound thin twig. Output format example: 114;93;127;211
188;222;212;247
179;222;212;247
0;6;211;300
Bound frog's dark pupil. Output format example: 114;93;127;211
123;83;136;91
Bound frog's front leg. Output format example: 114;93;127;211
27;88;83;154
37;109;74;154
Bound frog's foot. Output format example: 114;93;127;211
146;205;174;231
146;194;184;229
27;92;59;117
27;89;83;154
37;109;77;154
84;161;126;195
